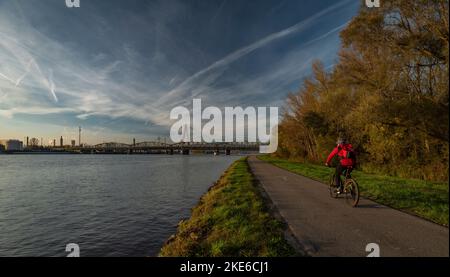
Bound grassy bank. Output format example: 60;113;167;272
159;158;297;257
258;156;449;226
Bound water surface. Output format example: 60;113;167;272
0;154;239;256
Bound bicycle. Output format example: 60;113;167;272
328;166;360;207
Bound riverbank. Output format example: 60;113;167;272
259;156;449;226
159;158;298;257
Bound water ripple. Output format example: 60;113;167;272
0;155;239;256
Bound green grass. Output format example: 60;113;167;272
258;155;449;226
159;158;298;257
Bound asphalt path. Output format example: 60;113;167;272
248;156;449;257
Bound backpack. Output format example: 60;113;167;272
338;144;356;161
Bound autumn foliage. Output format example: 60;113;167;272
277;0;449;181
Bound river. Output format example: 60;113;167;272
0;154;240;257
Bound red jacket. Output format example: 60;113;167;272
326;143;355;167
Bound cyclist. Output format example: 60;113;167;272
325;138;356;194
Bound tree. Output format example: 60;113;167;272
277;0;449;181
29;138;40;148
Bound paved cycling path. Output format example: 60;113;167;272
248;156;449;257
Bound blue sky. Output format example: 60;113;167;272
0;0;359;144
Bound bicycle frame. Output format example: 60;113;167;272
342;167;353;181
329;166;360;207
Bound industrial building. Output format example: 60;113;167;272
0;139;24;151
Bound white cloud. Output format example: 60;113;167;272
0;0;356;143
153;0;353;109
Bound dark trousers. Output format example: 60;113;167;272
335;164;349;189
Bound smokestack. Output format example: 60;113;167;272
60;136;63;147
26;136;29;147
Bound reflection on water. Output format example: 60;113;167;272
0;154;240;257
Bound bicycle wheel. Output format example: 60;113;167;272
344;179;360;207
329;173;339;198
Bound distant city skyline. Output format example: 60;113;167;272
0;0;359;144
0;125;169;146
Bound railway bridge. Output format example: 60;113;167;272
74;141;260;155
